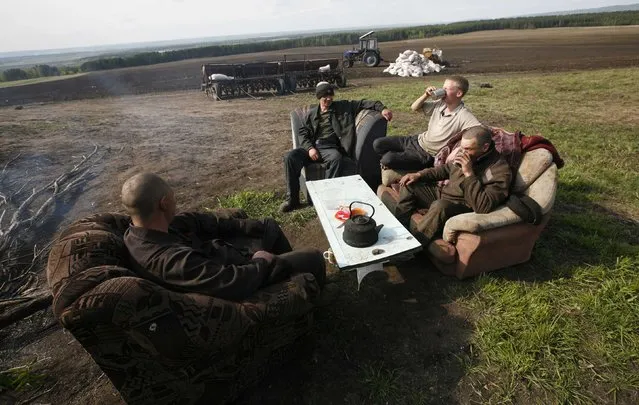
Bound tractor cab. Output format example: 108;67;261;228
359;31;378;52
343;31;381;68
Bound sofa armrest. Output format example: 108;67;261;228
58;271;320;364
442;206;521;243
442;164;558;243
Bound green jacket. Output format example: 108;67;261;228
417;146;512;214
298;99;386;155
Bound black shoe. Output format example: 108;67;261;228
279;199;301;213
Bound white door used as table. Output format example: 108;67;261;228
305;175;422;288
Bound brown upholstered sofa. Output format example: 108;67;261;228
290;107;388;202
377;149;558;278
46;209;321;405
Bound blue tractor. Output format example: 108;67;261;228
343;31;381;68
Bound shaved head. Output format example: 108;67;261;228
462;126;492;148
121;173;173;220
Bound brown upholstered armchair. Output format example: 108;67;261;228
46;209;320;405
377;149;558;278
290;107;388;202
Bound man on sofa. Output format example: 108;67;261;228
280;81;393;213
121;172;326;301
384;126;511;247
373;75;481;171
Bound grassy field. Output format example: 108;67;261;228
0;74;85;88
214;68;638;404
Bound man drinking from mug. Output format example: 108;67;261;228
373;75;481;171
381;126;512;247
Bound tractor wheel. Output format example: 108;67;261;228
343;57;353;68
363;52;380;67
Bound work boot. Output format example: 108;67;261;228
279;198;301;213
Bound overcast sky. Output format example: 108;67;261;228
0;0;635;52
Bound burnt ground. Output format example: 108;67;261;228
0;26;638;405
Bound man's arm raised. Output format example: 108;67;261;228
410;86;436;112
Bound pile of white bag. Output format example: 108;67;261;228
383;49;444;77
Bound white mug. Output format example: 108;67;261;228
322;248;336;265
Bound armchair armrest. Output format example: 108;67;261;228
442;206;521;243
442;164;558;243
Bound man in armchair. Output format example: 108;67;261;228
280;81;393;212
121;172;326;301
385;126;512;248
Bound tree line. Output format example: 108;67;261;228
0;64;80;83
1;10;638;81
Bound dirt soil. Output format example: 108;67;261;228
1;26;638;106
0;26;638;405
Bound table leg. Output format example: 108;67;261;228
356;262;385;290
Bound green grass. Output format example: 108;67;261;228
210;190;317;228
211;67;639;404
0;74;85;88
359;362;402;402
0;363;46;392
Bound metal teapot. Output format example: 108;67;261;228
342;201;384;248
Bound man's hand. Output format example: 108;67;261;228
381;108;393;121
399;172;422;187
252;250;275;264
453;151;474;177
425;86;437;97
308;148;320;161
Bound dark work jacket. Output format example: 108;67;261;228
123;212;280;301
298;99;386;155
417;146;512;214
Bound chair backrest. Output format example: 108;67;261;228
290;106;312;150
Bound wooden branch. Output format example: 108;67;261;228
0;145;98;253
0;152;21;180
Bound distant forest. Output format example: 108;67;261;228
1;10;638;81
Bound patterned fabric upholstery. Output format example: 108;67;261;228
46;211;320;405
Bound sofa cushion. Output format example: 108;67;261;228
512;149;553;193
